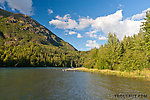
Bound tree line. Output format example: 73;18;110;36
0;11;150;71
82;12;150;71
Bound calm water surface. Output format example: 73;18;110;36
0;67;149;100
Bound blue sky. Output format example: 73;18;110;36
0;0;150;51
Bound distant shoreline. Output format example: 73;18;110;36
64;67;150;81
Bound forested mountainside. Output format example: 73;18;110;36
0;8;149;71
83;12;150;71
0;8;83;67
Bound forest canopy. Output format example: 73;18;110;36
82;12;150;71
0;8;149;71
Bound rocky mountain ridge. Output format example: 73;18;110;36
0;8;76;51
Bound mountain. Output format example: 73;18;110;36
0;8;76;51
0;8;82;67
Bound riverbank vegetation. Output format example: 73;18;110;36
67;67;150;81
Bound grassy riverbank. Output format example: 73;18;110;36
68;67;150;81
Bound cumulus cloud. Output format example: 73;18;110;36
131;8;150;20
49;15;93;30
86;30;98;38
76;16;93;30
49;8;149;40
68;31;77;35
67;31;82;38
48;9;53;15
132;13;146;20
91;10;144;40
86;40;99;48
0;0;33;15
92;10;123;29
55;14;71;21
77;33;82;38
49;14;78;29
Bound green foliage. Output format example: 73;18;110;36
0;8;79;67
83;12;150;71
0;8;150;70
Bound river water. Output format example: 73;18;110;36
0;67;149;100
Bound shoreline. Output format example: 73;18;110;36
64;67;150;81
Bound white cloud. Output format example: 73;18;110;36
76;16;93;30
0;0;33;15
48;9;53;15
85;30;98;38
49;14;93;30
131;8;150;20
86;40;99;48
49;9;149;40
91;10;144;40
144;8;150;12
49;14;78;29
98;36;107;40
77;33;82;38
91;10;123;30
68;31;77;35
131;13;145;20
55;14;71;21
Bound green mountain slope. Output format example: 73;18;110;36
0;8;77;51
0;8;82;67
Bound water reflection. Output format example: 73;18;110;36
0;68;149;100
